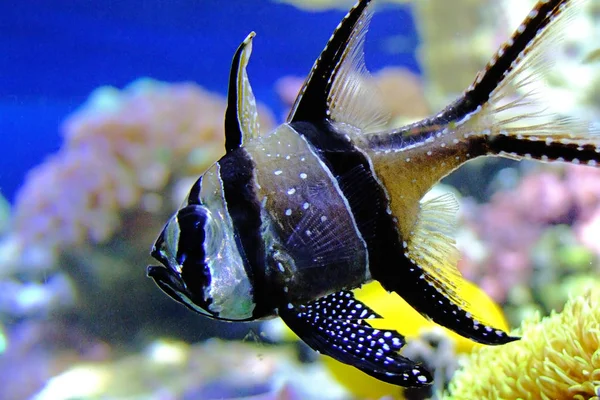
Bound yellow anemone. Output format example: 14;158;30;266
444;288;600;400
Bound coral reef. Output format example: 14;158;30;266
458;164;600;323
1;79;275;337
444;287;600;400
12;78;274;252
0;320;110;400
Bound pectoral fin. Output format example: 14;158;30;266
279;291;432;387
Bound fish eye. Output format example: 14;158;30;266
149;175;255;321
174;205;213;301
199;210;222;261
175;205;221;258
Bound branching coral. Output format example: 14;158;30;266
12;80;212;251
11;79;274;254
444;288;600;400
2;79;276;339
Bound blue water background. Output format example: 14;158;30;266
1;0;418;203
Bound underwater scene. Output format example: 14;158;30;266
2;0;600;399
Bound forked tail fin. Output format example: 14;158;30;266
454;0;600;164
370;0;598;347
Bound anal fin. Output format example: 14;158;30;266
279;291;432;387
380;262;519;346
389;191;519;346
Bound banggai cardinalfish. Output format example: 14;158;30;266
147;0;596;387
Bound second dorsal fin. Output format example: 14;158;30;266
224;32;261;153
288;0;387;133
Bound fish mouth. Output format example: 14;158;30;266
147;264;213;318
147;265;166;279
147;264;181;291
146;265;188;306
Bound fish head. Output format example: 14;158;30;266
147;161;256;322
147;32;270;322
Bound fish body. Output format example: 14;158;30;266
148;0;597;387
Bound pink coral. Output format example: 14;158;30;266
12;79;274;252
460;164;600;303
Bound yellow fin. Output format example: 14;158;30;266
407;192;504;328
408;192;463;300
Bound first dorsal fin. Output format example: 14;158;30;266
288;0;387;132
224;32;261;153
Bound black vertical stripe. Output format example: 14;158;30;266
291;121;405;285
217;149;270;318
293;121;515;345
287;0;389;261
